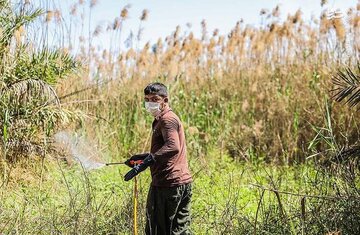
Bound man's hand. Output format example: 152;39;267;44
125;153;150;168
124;154;155;181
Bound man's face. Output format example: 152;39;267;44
144;94;167;109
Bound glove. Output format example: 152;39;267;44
124;154;155;181
125;153;150;168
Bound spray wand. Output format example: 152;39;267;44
105;162;125;166
105;160;143;166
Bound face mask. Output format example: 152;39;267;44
145;102;161;117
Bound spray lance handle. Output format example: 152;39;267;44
123;153;150;168
124;154;155;181
130;160;143;165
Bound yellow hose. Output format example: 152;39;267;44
134;176;138;235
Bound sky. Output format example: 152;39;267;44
54;0;358;50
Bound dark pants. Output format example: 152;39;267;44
145;183;192;235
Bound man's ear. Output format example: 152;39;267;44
164;97;169;103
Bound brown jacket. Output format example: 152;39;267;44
150;107;192;187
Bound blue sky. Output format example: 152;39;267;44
54;0;358;50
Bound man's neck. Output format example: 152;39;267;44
161;103;169;111
155;105;171;120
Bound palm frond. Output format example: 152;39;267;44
0;1;80;161
5;78;60;107
0;4;43;55
331;64;360;108
12;48;80;85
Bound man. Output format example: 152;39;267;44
124;82;193;235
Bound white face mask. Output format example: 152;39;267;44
145;102;161;117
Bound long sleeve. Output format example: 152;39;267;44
153;117;180;160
